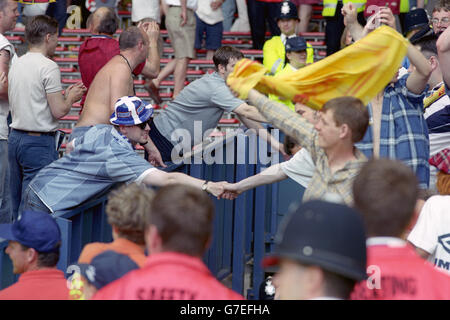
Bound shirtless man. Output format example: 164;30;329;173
71;25;164;163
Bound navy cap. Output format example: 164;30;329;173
277;1;299;20
0;210;61;253
263;200;367;281
404;8;429;35
285;36;307;52
110;96;154;126
73;251;139;290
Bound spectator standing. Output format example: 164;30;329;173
78;183;153;267
292;0;320;32
345;5;432;189
78;8;160;109
351;158;450;300
247;0;283;50
221;0;235;31
146;0;197;100
93;185;244;300
8;15;86;218
263;1;314;76
195;0;224;60
0;210;68;300
264;200;367;300
230;0;250;31
0;0;19;223
322;0;366;56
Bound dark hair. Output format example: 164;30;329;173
119;26;146;50
322;269;357;299
213;46;244;70
321;96;369;143
284;135;300;156
20;243;61;268
97;8;119;35
412;34;438;58
25;15;58;46
353;158;419;237
147;184;215;256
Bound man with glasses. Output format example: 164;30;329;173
432;1;450;36
21;96;227;215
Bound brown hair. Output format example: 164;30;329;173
213;46;244;70
321;96;369;143
25;15;58;46
353;158;419;237
119;26;146;50
106;183;154;245
147;184;215;256
437;171;450;195
433;0;450;13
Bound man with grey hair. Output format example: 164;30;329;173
0;0;19;223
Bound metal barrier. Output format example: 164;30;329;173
0;131;305;299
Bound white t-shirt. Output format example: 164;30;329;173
280;148;315;188
0;34;15;140
132;0;161;23
9;52;62;132
408;195;450;274
196;0;223;25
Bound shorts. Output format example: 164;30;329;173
290;0;320;6
194;14;224;50
166;6;196;59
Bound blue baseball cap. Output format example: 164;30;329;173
72;251;139;290
0;210;61;253
110;96;154;126
285;36;307;52
277;1;299;20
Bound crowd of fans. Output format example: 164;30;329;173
0;0;448;301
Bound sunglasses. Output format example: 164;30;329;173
137;120;150;130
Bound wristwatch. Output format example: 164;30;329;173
202;181;209;193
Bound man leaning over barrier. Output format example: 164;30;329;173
21;96;228;215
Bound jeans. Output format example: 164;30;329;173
222;0;236;31
0;140;12;223
8;129;57;220
21;186;51;215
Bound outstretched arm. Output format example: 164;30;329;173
406;43;432;94
233;102;269;123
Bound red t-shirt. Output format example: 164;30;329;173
78;36;145;107
0;269;69;300
93;252;244;300
351;241;450;300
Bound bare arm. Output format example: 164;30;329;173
437;26;450;87
47;82;86;119
238;114;287;157
142;169;225;198
221;163;287;199
0;49;10;101
180;0;187;26
342;3;365;41
143;138;167;168
406;43;432;94
139;21;160;79
233;102;268;123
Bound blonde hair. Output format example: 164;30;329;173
106;183;154;244
437;171;450;195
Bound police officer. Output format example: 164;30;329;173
263;1;314;76
263;200;367;300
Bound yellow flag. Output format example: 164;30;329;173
227;26;409;110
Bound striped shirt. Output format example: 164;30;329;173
29;125;155;213
253;95;367;206
355;75;430;189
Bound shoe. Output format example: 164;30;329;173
144;80;162;105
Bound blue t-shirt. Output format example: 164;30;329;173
29;125;155;212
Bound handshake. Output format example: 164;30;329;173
203;181;245;200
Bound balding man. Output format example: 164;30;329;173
78;7;160;108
